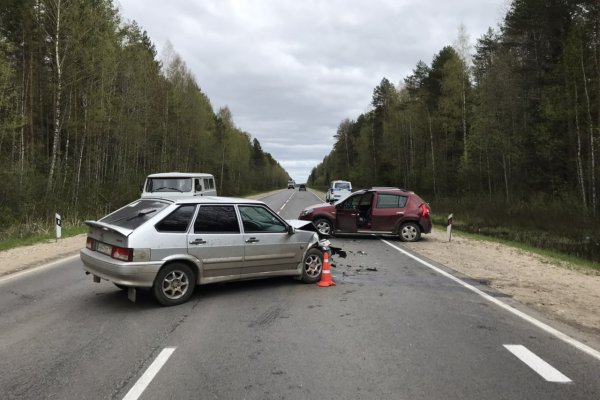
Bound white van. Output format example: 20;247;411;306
325;180;352;203
141;172;217;199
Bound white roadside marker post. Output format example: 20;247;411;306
446;213;453;242
55;213;62;242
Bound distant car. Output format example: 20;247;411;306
299;187;432;242
287;179;295;189
325;180;352;203
299;184;307;191
80;196;326;306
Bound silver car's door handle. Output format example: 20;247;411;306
189;238;207;245
246;237;260;243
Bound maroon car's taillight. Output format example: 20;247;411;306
112;246;133;262
421;204;430;218
86;237;95;250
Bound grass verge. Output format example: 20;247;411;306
0;225;87;252
432;215;600;273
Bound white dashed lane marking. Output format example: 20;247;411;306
122;347;176;400
504;345;572;383
277;191;295;214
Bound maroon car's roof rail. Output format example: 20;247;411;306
368;186;405;191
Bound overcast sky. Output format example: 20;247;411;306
116;0;508;184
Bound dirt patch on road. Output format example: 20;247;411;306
404;228;600;335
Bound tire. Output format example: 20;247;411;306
313;218;333;236
301;248;323;283
399;222;421;242
153;263;196;306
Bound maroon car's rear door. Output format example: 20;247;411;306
371;193;407;231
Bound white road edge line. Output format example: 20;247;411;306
122;347;176;400
504;345;572;383
0;254;80;284
380;239;600;363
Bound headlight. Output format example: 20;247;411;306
300;208;313;217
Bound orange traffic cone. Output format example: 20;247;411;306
317;251;336;287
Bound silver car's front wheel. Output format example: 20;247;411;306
301;248;323;283
399;222;421;242
153;263;196;306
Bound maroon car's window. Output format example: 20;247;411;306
155;205;196;232
339;195;361;209
377;194;408;208
194;205;240;233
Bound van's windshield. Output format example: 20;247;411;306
146;178;192;193
334;182;351;190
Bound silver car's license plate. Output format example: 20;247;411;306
97;242;112;256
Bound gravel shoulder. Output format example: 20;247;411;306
404;228;600;336
2;226;599;339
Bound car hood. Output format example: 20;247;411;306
306;202;336;210
286;219;315;230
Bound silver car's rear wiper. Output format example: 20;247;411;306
107;208;158;224
125;208;157;221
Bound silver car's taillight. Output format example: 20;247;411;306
111;246;132;261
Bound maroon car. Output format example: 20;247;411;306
298;187;432;242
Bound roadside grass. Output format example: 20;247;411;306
432;215;600;273
0;224;87;252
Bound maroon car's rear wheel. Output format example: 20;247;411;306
399;222;421;242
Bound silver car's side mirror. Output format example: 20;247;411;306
287;225;295;235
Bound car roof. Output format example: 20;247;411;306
354;187;413;194
142;196;264;205
146;172;214;178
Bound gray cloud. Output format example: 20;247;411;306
117;0;506;183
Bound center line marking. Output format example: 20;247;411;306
122;347;176;400
504;345;572;383
277;191;295;214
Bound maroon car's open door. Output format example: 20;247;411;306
336;206;358;232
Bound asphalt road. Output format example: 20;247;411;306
1;189;599;399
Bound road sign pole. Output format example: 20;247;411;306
55;213;62;241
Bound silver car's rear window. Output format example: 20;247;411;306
334;182;351;190
100;199;169;229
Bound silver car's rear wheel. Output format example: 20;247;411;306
314;218;332;235
399;222;421;242
301;248;323;283
153;263;196;306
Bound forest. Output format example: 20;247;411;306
308;0;600;262
2;0;599;262
0;0;289;241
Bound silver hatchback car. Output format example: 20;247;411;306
80;197;325;306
